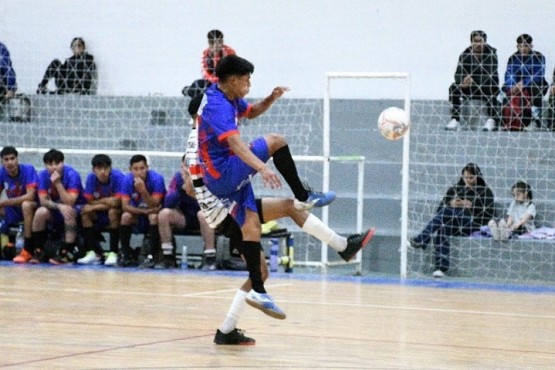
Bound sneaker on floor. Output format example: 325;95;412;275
29;248;46;264
246;290;286;320
139;254;156;269
200;255;217;271
445;118;460;131
49;250;73;265
294;190;336;211
339;228;376;262
13;249;33;263
104;251;118;266
154;255;176;269
214;328;256;345
482;118;496;132
77;250;102;265
432;270;445;278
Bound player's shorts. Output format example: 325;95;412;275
0;206;24;233
205;137;269;227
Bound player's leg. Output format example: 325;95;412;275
28;206;52;264
262;134;336;210
77;210;103;265
12;203;36;263
49;205;79;265
194;210;217;271
157;208;184;268
140;213;161;268
118;212;137;267
104;207;121;266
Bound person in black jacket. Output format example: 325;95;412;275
37;37;96;95
410;163;496;278
446;30;500;131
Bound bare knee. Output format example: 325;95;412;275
265;133;287;154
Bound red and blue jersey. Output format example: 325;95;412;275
118;170;166;207
163;171;200;220
38;165;85;204
83;168;125;202
197;84;252;181
0;163;39;201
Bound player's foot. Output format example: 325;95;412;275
294;190;336;211
139;254;156;269
49;249;74;265
432;269;445;278
104;251;118;266
13;249;32;263
339;227;376;262
246;290;286;320
29;248;46;264
214;328;256;345
77;250;102;265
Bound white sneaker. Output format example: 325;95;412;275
488;220;500;241
104;251;118;266
77;250;102;265
432;270;445;278
482;118;496;131
445;118;460;131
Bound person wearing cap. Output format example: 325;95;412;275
446;30;501;132
502;33;548;130
182;29;236;98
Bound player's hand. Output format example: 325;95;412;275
270;86;290;100
461;75;473;87
50;171;61;184
259;167;282;190
133;177;146;193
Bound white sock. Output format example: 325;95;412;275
204;248;216;256
301;213;347;252
161;242;173;256
219;290;248;334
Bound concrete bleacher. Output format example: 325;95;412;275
2;95;554;281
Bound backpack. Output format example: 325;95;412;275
502;89;531;131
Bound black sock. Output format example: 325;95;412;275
119;226;132;256
82;227;96;252
148;225;160;257
272;145;308;201
241;241;266;294
109;228;119;253
31;230;47;253
23;237;34;254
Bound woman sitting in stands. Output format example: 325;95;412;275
410;163;496;278
37;37;96;95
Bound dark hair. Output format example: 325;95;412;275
215;55;254;82
188;94;204;117
458;162;487;187
70;37;86;49
0;146;18;158
91;154;112;167
470;30;487;42
43;149;64;164
129;154;147;166
207;29;224;41
511;180;533;200
517;34;533;44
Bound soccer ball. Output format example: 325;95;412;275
377;107;410;141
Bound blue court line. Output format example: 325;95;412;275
2;260;555;295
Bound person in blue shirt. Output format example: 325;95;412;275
118;154;166;268
0;146;39;263
502;34;549;129
0;41;17;115
33;149;85;264
78;154;125;266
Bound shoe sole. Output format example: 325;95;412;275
344;227;376;261
245;298;287;320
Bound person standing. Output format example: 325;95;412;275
0;41;17;116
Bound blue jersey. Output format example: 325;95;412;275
198;84;251;181
0;163;39;201
163;171;200;220
83;168;125;202
38;165;85;205
118;170;166;207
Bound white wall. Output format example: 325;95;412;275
2;0;554;99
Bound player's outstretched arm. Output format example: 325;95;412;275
247;86;290;119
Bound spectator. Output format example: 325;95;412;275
37;37;96;95
0;41;17;116
33;149;85;264
544;66;555;130
117;154;165;268
409;163;495;278
182;29;236;98
157;155;216;270
0;146;39;264
78;154;124;266
446;30;500;131
501;33;548;130
488;181;536;241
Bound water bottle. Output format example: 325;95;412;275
269;238;279;272
181;245;188;269
15;224;24;252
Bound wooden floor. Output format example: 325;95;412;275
1;264;555;369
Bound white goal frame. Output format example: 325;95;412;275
324;72;411;277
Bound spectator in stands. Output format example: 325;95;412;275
488;181;536;241
157;155;216;269
544;66;555;130
0;41;17;117
32;149;85;264
37;37;96;95
118;154;165;268
501;33;548;131
409;163;495;278
0;146;39;263
77;154;124;266
446;30;500;132
182;29;236;98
